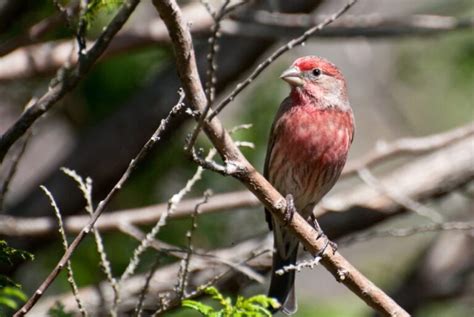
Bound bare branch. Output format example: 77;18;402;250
184;0;232;153
0;0;141;163
175;191;211;299
357;167;443;223
342;122;474;177
0;131;30;210
0;2;77;57
225;13;474;38
118;222;265;284
1;12;471;82
318;137;474;239
134;255;161;317
0;3;213;82
0;190;259;236
151;0;408;315
14;90;186;317
339;221;474;246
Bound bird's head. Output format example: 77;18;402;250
281;56;349;109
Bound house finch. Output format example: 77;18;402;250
265;56;354;315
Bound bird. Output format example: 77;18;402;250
264;56;355;315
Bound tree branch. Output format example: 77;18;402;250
225;13;474;38
151;0;408;315
1;13;472;82
0;0;141;163
342;122;474;177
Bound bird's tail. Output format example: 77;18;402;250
268;223;299;315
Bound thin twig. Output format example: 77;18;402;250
176;191;211;299
61;168;120;317
76;0;90;63
185;0;231;153
0;131;31;210
119;146;215;283
118;222;265;283
339;222;474;246
357;167;444;223
275;256;321;276
0;1;78;57
342;122;474;177
40;186;88;317
151;247;270;316
225;12;474;38
134;255;162;317
14;90;186;317
207;0;359;120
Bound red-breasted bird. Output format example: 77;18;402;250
264;56;355;315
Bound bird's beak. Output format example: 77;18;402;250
280;66;304;87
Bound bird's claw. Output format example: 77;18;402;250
309;215;337;256
283;194;296;225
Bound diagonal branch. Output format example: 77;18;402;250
151;0;408;315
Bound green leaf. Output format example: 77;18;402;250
181;287;279;317
0;287;27;302
182;299;216;315
0;296;18;310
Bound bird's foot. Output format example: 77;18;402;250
283;194;296;225
309;215;337;257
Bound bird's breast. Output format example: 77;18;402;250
268;106;354;210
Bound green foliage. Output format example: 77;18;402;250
182;287;279;317
47;302;74;317
0;240;34;314
84;0;123;25
0;240;34;288
0;240;34;271
0;287;27;312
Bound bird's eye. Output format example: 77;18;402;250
312;68;322;77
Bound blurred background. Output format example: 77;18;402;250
0;0;473;316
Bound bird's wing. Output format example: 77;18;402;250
264;97;292;231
